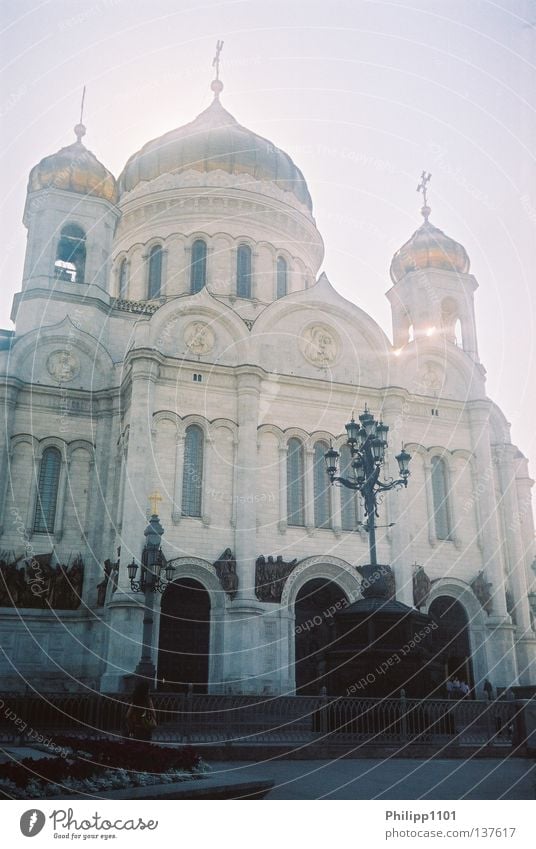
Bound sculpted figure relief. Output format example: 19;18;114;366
413;565;432;608
471;570;493;615
47;350;80;383
214;548;239;599
0;553;84;609
184;321;215;356
300;325;338;367
255;554;298;603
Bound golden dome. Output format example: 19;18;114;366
118;95;313;210
28;125;118;204
390;215;470;283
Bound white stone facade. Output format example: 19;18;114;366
1;91;535;696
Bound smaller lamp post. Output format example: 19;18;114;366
128;492;175;684
325;407;411;567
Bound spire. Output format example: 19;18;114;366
74;85;87;143
210;40;224;99
417;170;432;222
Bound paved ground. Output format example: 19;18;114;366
210;757;536;800
1;746;534;800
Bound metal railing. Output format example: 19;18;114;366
0;691;518;749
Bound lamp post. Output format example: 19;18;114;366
325;406;411;567
128;493;175;684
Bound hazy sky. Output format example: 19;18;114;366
1;0;535;474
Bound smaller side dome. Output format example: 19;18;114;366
28;124;117;204
390;219;470;284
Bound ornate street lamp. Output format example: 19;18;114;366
129;492;175;684
325;406;411;567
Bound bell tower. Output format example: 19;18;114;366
386;174;480;362
14;113;119;331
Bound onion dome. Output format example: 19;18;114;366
390;205;470;284
28;123;118;204
118;82;312;211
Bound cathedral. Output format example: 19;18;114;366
0;67;535;697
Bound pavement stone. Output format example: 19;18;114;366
210;758;536;800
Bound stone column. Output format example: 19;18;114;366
277;444;287;533
226;369;269;694
118;355;158;578
83;397;113;605
0;383;19;535
496;444;536;684
304;446;314;534
100;354;158;691
468;404;517;688
233;369;261;600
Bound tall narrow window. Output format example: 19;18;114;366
287;438;305;526
148;245;163;299
431;455;451;540
340;444;360;531
190;239;207;293
313;440;331;528
181;425;204;517
237;244;252;298
118;258;128;298
54;224;86;283
33;447;61;533
276;256;288;298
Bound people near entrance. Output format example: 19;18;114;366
483;678;494;701
126;681;157;741
446;676;470;699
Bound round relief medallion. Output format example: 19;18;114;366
419;362;444;394
184;321;215;356
46;350;80;383
299;324;339;366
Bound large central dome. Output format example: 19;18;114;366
118;94;313;210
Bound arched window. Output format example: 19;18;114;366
313;440;331;528
276;256;288;298
118;258;128;298
54;224;86;283
340;444;360;531
287;438;305;526
148;245;163;299
181;425;204;517
33;447;61;533
431;455;451;540
236;244;252;298
190;239;207;293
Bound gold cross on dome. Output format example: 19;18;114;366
212;39;224;80
148;490;162;515
417;170;432;208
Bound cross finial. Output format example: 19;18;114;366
74;85;87;143
211;40;224;98
417;170;432;221
148;490;162;516
213;40;224;79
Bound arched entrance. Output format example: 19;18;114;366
157;578;210;693
429;596;473;695
295;578;348;695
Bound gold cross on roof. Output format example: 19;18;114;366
212;39;224;80
417;170;432;217
148;490;162;515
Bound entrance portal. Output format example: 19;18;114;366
157;578;210;692
295;578;348;694
429;596;473;695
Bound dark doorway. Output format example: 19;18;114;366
429;596;473;695
295;578;348;694
157;578;210;693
